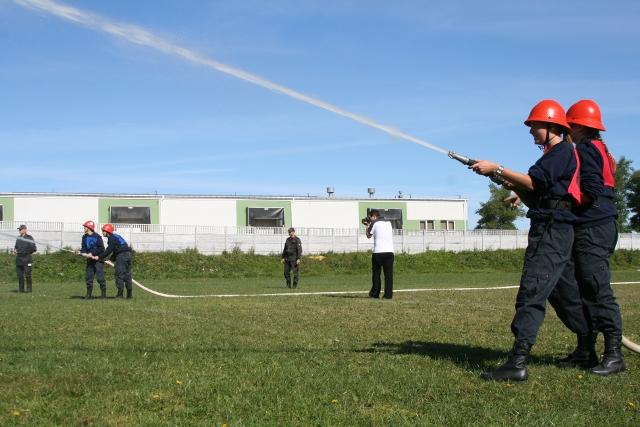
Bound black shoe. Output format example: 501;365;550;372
481;341;531;382
100;289;107;299
368;293;379;298
591;333;626;376
116;289;124;299
126;289;132;299
556;333;598;369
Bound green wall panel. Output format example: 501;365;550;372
98;198;159;224
0;197;14;222
236;200;292;227
357;201;421;230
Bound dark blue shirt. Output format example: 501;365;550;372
573;138;617;227
81;232;105;262
100;233;131;261
526;141;577;224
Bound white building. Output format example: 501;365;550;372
0;192;468;231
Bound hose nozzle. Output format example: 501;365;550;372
448;151;476;166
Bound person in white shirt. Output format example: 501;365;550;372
365;210;394;299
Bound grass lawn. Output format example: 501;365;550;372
1;271;639;426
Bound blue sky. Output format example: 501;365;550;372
1;0;639;228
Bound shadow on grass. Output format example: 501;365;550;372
359;340;552;370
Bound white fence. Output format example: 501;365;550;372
1;221;638;255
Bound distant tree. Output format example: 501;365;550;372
627;169;640;231
475;183;525;230
614;156;633;232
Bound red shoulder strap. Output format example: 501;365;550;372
567;147;582;205
591;140;616;187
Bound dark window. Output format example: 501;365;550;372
420;220;435;231
247;207;285;227
0;205;3;222
440;220;455;231
109;206;151;224
367;208;403;229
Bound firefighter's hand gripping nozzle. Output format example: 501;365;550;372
448;151;505;185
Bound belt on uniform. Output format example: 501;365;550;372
538;199;573;210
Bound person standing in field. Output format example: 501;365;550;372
365;209;394;299
12;224;37;293
471;99;591;382
561;99;626;376
75;220;107;299
281;227;302;288
95;224;133;299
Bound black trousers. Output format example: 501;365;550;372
574;221;622;334
16;264;33;292
86;261;107;292
115;252;133;291
370;252;394;299
284;260;299;288
511;222;589;345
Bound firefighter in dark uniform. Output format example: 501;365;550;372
75;220;107;299
94;223;133;299
281;227;302;288
563;99;625;376
12;224;37;293
471;99;591;381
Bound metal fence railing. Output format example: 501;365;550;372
1;221;638;255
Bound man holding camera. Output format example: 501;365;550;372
281;227;302;288
365;210;394;299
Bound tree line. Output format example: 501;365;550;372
476;156;640;231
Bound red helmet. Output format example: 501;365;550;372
101;223;115;234
524;99;570;130
566;99;606;131
82;220;95;232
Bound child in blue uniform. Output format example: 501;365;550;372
95;224;133;299
75;220;107;299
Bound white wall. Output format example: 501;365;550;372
292;200;359;228
406;200;467;220
161;198;237;226
14;196;99;223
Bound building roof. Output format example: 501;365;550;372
1;191;467;202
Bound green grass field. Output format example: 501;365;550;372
1;271;639;426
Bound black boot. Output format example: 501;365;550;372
591;333;626;376
116;289;124;299
85;288;93;300
556;333;598;369
481;341;531;382
126;289;132;299
100;289;107;299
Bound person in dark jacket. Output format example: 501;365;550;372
471;99;591;382
75;220;107;299
94;223;133;299
281;227;302;288
12;224;37;293
563;99;625;376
